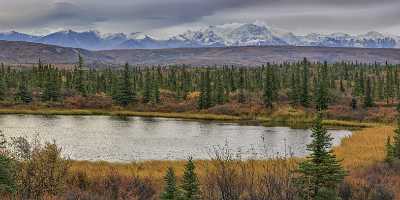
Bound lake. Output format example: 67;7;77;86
0;115;352;162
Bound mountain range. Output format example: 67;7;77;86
0;23;399;50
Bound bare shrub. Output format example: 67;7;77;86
203;144;298;200
14;141;70;199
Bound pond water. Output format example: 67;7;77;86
0;115;351;162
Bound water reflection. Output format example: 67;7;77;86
0;115;352;162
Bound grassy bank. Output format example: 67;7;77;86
66;125;393;197
0;108;375;128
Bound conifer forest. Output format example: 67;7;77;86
1;0;400;199
2;57;400;116
0;56;399;199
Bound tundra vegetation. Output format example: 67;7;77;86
0;57;399;123
0;57;399;199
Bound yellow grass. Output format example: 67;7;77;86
65;122;399;199
333;125;393;169
69;124;393;179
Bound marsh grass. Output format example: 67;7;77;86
333;126;393;169
0;108;373;129
65;125;396;198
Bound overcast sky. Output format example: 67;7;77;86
1;0;399;37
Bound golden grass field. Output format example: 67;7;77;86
69;125;391;173
334;125;394;169
66;125;393;196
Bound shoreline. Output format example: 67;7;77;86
0;108;376;128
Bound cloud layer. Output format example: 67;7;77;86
0;0;399;36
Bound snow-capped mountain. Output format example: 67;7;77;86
176;24;397;49
173;23;288;47
0;31;40;42
0;23;399;50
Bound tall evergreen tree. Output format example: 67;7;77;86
387;103;400;162
363;77;374;108
180;157;201;200
238;68;246;103
385;65;394;104
0;76;6;101
288;70;300;105
113;63;136;106
215;73;225;105
0;134;16;195
385;136;395;163
263;65;275;109
197;69;212;109
153;72;161;104
143;69;152;103
300;58;310;107
315;62;329;111
16;74;33;103
75;54;86;96
161;167;178;200
296;113;346;199
351;97;357;110
42;71;60;102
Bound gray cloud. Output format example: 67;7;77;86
0;0;399;36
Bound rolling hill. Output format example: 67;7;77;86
1;40;400;66
0;40;113;65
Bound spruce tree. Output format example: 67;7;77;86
385;65;394;104
16;74;33;103
351;97;357;110
215;73;225;105
263;65;274;109
143;69;152;103
42;72;59;102
300;58;310;107
288;71;299;105
315;62;329;111
385;137;395;163
161;167;178;200
197;72;206;110
75;54;86;96
180;157;200;200
388;103;400;160
0;134;16;195
238;68;246;103
354;71;365;97
113;63;136;107
197;70;212;109
153;72;161;104
0;76;6;101
296;113;346;199
363;77;374;108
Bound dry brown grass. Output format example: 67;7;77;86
64;124;399;198
334;126;393;169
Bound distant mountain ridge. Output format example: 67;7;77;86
1;40;400;66
1;23;399;50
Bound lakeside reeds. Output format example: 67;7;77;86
0;108;374;129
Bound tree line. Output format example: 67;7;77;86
0;57;399;111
